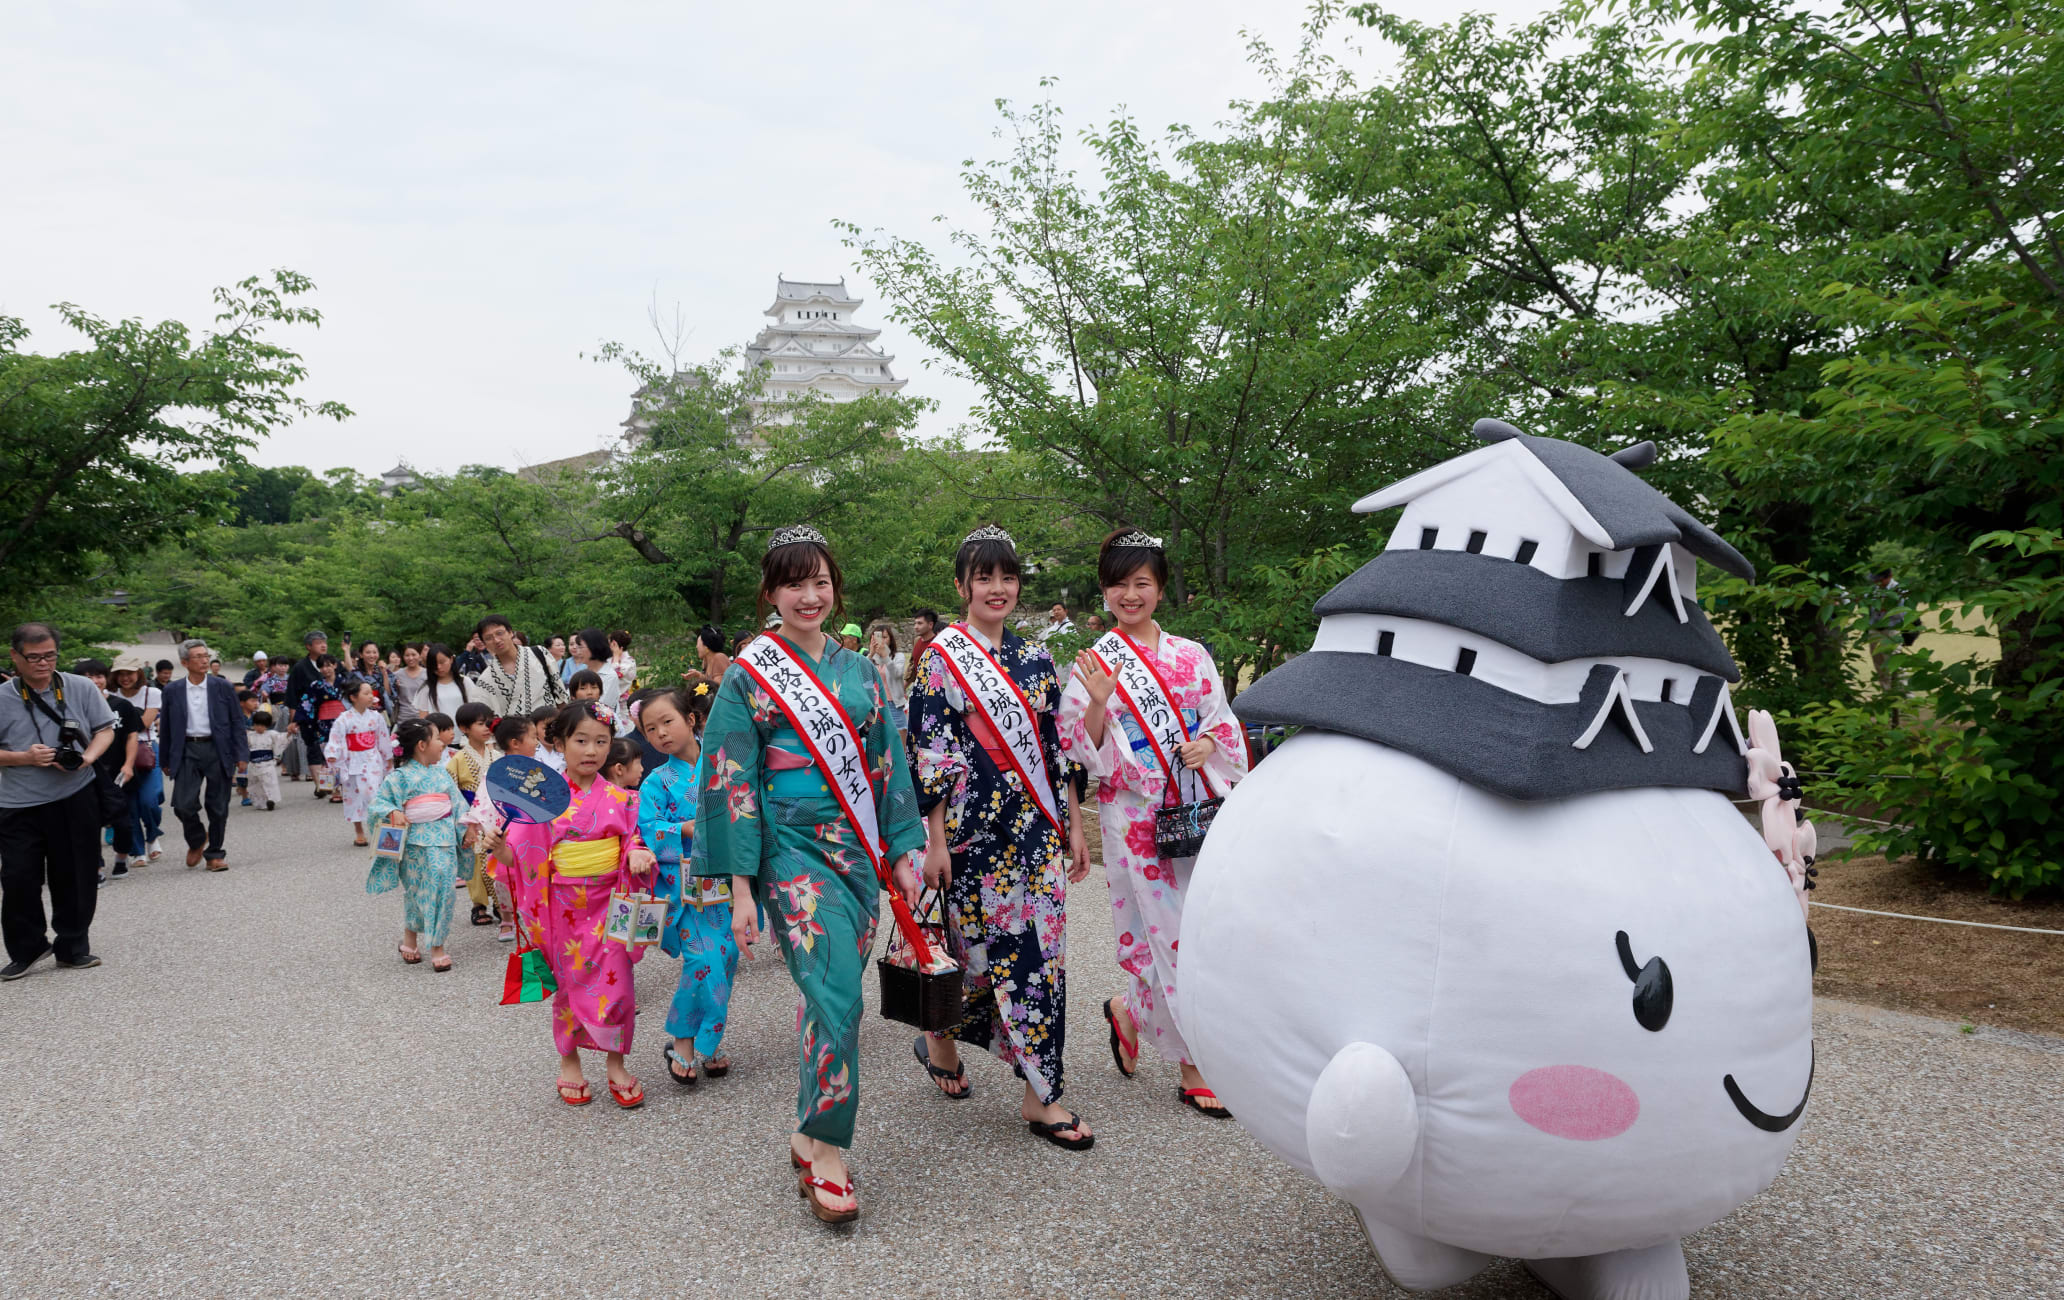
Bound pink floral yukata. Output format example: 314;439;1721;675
502;776;653;1056
1056;627;1247;1066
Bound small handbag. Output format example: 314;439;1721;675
1153;763;1224;860
876;887;963;1033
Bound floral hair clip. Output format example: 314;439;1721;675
582;701;616;728
693;682;711;696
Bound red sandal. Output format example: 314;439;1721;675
797;1172;858;1224
1103;998;1138;1077
608;1077;644;1109
556;1079;592;1106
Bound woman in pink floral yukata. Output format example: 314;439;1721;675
1057;526;1249;1119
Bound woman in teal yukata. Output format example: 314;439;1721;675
695;525;925;1225
367;717;470;972
635;682;737;1086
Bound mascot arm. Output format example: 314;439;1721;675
1306;1042;1420;1202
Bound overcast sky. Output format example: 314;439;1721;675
4;0;1544;477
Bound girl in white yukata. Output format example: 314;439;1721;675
325;680;393;846
1057;526;1249;1119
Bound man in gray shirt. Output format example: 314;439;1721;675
1;622;115;980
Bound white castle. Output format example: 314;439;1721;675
743;276;908;418
621;276;910;449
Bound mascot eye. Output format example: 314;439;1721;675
1615;930;1674;1033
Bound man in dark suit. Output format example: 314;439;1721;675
160;639;247;871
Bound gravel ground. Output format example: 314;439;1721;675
2;788;2058;1298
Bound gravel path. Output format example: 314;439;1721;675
2;787;2057;1297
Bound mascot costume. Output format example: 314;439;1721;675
1181;420;1817;1300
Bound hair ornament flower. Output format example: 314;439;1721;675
582;701;616;728
693;681;711;696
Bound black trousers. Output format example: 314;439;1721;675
0;783;101;964
172;746;233;860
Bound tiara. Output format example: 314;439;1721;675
1112;529;1162;550
769;523;827;549
963;523;1015;547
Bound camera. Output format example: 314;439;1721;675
54;718;88;771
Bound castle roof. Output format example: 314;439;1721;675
768;276;861;311
1313;548;1739;680
1234;417;1756;800
1354;421;1754;580
1234;653;1748;800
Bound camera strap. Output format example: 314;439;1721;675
17;677;71;743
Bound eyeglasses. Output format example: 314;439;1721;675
17;650;57;664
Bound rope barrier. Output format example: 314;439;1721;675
1808;901;2064;936
1723;801;2063;934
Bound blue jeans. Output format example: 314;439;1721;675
129;764;164;853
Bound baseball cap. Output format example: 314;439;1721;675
253;650;269;661
840;623;863;638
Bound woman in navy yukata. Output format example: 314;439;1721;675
907;524;1095;1150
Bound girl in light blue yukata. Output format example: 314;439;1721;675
635;684;737;1086
367;717;470;973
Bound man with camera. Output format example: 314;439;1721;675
0;623;116;981
160;638;246;871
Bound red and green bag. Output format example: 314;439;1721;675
499;949;558;1005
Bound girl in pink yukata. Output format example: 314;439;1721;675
1057;526;1249;1119
496;702;657;1109
324;680;392;846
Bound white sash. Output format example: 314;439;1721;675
1090;629;1226;799
926;625;1065;837
734;634;885;876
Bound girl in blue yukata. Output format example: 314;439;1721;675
634;684;739;1087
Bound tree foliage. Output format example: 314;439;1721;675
843;41;1468;690
0;271;349;612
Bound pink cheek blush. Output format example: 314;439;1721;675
1509;1065;1640;1140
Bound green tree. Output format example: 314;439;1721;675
0;271;349;610
587;343;936;627
843;48;1463;691
1327;0;2064;888
1652;0;2064;892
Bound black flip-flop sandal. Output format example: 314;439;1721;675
702;1055;730;1078
1103;997;1138;1077
1028;1110;1095;1150
662;1044;698;1086
470;904;494;926
1180;1086;1234;1119
912;1033;970;1099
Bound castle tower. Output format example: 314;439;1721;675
1234;419;1756;800
744;276;908;417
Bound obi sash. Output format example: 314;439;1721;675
317;700;346;722
551;834;621;878
735;633;933;966
345;729;378;752
402;793;452;823
926;624;1064;837
248;749;275;763
765;743;829;798
1089;629;1226;799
